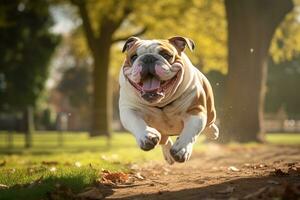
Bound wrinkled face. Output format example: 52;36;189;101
122;37;194;104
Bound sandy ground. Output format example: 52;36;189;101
105;144;300;200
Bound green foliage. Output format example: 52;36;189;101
57;65;92;108
271;5;300;63
265;56;300;117
139;0;227;73
66;0;227;76
0;0;60;111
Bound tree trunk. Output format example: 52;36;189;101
24;106;34;148
219;0;293;143
90;37;113;137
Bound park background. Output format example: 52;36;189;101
0;0;300;200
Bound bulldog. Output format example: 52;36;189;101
119;36;219;164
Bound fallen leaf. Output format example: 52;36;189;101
64;162;72;166
102;171;129;184
257;164;266;168
272;168;288;176
288;166;300;176
217;186;235;194
244;163;251;167
0;160;6;167
134;172;145;180
0;184;9;189
41;161;59;165
98;178;115;186
228;166;240;172
287;162;297;167
77;187;103;200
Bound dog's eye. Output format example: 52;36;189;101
160;52;173;61
130;54;138;63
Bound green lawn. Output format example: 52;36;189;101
0;132;299;200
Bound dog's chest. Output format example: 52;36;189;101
143;108;184;136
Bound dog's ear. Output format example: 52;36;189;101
168;36;195;52
122;37;140;53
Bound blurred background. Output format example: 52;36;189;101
0;0;300;148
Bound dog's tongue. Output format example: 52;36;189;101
142;77;160;92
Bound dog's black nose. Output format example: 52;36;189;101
140;55;158;80
141;54;158;64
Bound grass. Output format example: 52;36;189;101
0;131;299;200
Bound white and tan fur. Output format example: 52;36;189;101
119;37;219;164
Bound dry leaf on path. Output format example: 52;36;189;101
76;187;103;200
41;161;59;165
228;166;240;172
99;170;130;185
272;168;288;176
288;166;300;176
134;172;145;180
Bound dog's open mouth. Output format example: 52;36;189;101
128;73;179;102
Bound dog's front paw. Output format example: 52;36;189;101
170;139;193;163
138;127;161;151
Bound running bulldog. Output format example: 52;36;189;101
119;36;219;164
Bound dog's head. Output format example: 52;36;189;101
122;36;195;104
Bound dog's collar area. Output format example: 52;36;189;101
155;99;175;109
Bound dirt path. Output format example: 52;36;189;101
106;144;300;200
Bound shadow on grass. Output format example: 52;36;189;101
0;173;114;200
109;176;300;200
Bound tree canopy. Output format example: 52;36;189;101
0;0;59;111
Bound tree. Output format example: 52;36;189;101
0;0;59;111
0;0;59;147
265;56;300;118
69;0;147;137
219;0;294;142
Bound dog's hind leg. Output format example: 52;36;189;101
161;136;174;165
203;123;219;140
